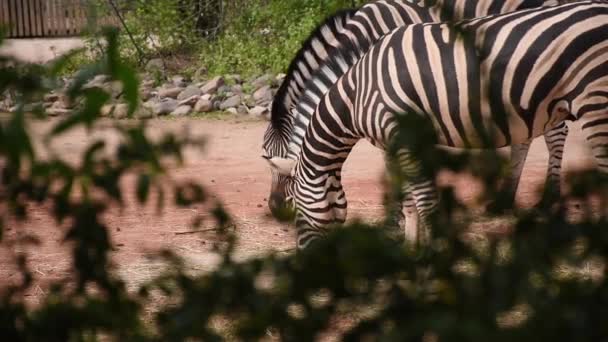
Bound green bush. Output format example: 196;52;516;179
201;0;367;77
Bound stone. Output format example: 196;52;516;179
146;58;164;71
53;94;73;109
177;85;202;101
276;73;286;81
253;85;273;103
171;105;192;116
47;107;71;116
248;106;268;117
112;103;130;119
11;102;41;113
83;74;110;89
140;88;154;101
237;105;248;115
172;75;188;87
44;93;60;102
231;84;243;94
151;98;179;116
217;85;231;95
219;95;242;110
200;76;224;95
243;95;256;107
201;93;213;101
226;108;238;114
142;79;156;88
251;74;272;89
194;98;213;113
135;106;154;119
193;66;208;81
101;104;114;116
179;95;200;106
158;87;183;99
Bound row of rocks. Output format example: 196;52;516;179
0;70;285;121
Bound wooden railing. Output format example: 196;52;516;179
0;0;119;38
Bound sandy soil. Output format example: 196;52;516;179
0;117;597;303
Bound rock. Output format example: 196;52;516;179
253;85;273;104
101;104;114;116
276;73;286;81
172;75;188;87
47;107;71;116
219;95;242;110
217;85;231;95
201;93;213;101
243;95;256;107
231;84;243;94
158;87;183;99
177;85;202;101
53;94;73;109
112;103;130;119
135;106;154;119
200;76;224;95
11;102;41;113
44;93;60;102
146;58;164;71
150;98;179;115
142;79;156;88
179;95;200;106
84;74;110;89
171;105;192;116
194;98;213;113
107;81;123;97
251;74;272;89
140;88;154;101
226;108;238;114
193;66;208;81
237;105;248;115
248;106;268;117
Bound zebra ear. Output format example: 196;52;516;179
266;157;296;176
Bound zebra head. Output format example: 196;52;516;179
263;153;349;250
262;120;296;220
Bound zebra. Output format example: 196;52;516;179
264;0;566;225
265;1;608;249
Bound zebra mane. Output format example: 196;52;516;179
271;8;357;130
287;36;363;157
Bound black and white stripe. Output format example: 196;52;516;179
272;1;608;248
264;0;564;222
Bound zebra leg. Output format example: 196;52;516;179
383;157;420;242
486;140;531;213
394;148;439;246
538;121;568;208
580;112;608;218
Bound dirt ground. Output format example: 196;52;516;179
0;117;597;304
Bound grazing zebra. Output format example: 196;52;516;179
265;0;566;224
265;1;608;249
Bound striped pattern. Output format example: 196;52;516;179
282;1;608;248
264;9;356;217
264;0;564;221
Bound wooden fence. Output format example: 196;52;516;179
0;0;120;38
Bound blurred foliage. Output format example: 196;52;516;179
2;20;608;342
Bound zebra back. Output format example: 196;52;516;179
270;9;357;131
